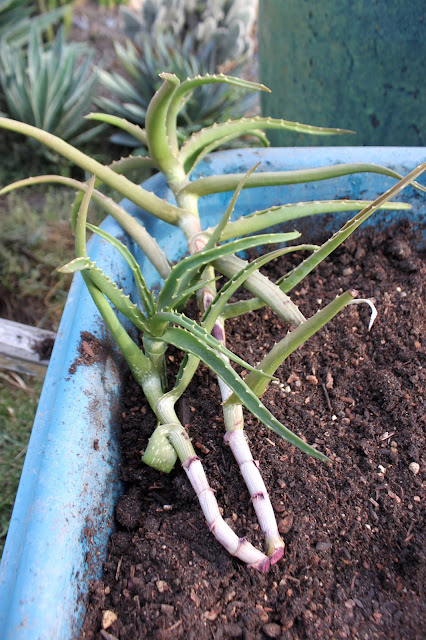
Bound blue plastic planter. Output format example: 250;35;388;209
0;147;424;640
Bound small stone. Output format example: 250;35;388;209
156;580;169;593
306;374;318;385
316;542;332;552
342;267;353;276
409;462;420;475
278;514;294;535
161;604;175;616
325;371;334;389
102;610;117;630
263;622;282;638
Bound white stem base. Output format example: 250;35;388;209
183;455;270;573
224;428;285;564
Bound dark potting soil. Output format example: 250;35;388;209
81;221;425;640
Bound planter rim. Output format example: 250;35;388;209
0;146;424;640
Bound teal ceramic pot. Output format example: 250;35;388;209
259;0;425;146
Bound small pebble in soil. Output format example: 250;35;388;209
278;513;294;534
262;622;282;638
101;610;117;630
156;580;169;593
409;461;420;475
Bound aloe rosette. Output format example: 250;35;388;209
1;73;424;571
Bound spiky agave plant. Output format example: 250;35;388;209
0;74;424;571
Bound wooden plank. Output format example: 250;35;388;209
0;318;56;378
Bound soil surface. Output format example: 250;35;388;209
81;221;425;640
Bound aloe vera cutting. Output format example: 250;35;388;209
1;73;424;572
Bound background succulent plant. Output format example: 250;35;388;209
96;0;259;147
0;0;68;47
122;0;257;66
0;25;103;162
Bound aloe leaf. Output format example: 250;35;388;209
74;174;94;257
202;246;309;331
0;117;181;224
86;112;148;146
214;253;305;326
216;199;412;242
280;162;426;293
170;276;222;311
227;290;357;402
160;327;329;462
183;130;269;178
150;311;275;379
179;116;354;174
71;177;151;381
157;231;300;311
86;223;155;317
82;272;151;386
65;255;150;333
109;154;156;174
222;162;426;319
183;130;250;178
72;176;150;332
58;256;92;273
204;163;260;251
182;163;426;199
145;73;181;177
165;73;270;153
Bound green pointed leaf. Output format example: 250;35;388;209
202;246;306;331
86;263;150;333
151;311;275;379
145;73;181;175
58;256;92;273
221;162;426;320
165;74;270;154
228;290;357;402
180;116;354;174
86;112;148;146
160;327;329;462
0;117;181;224
157;231;300;311
204;163;260;251
81;272;151;386
109;154;156;174
86;223;155;316
216;199;412;242
279;162;426;294
181;163;426;199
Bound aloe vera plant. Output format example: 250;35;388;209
0;73;424;572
